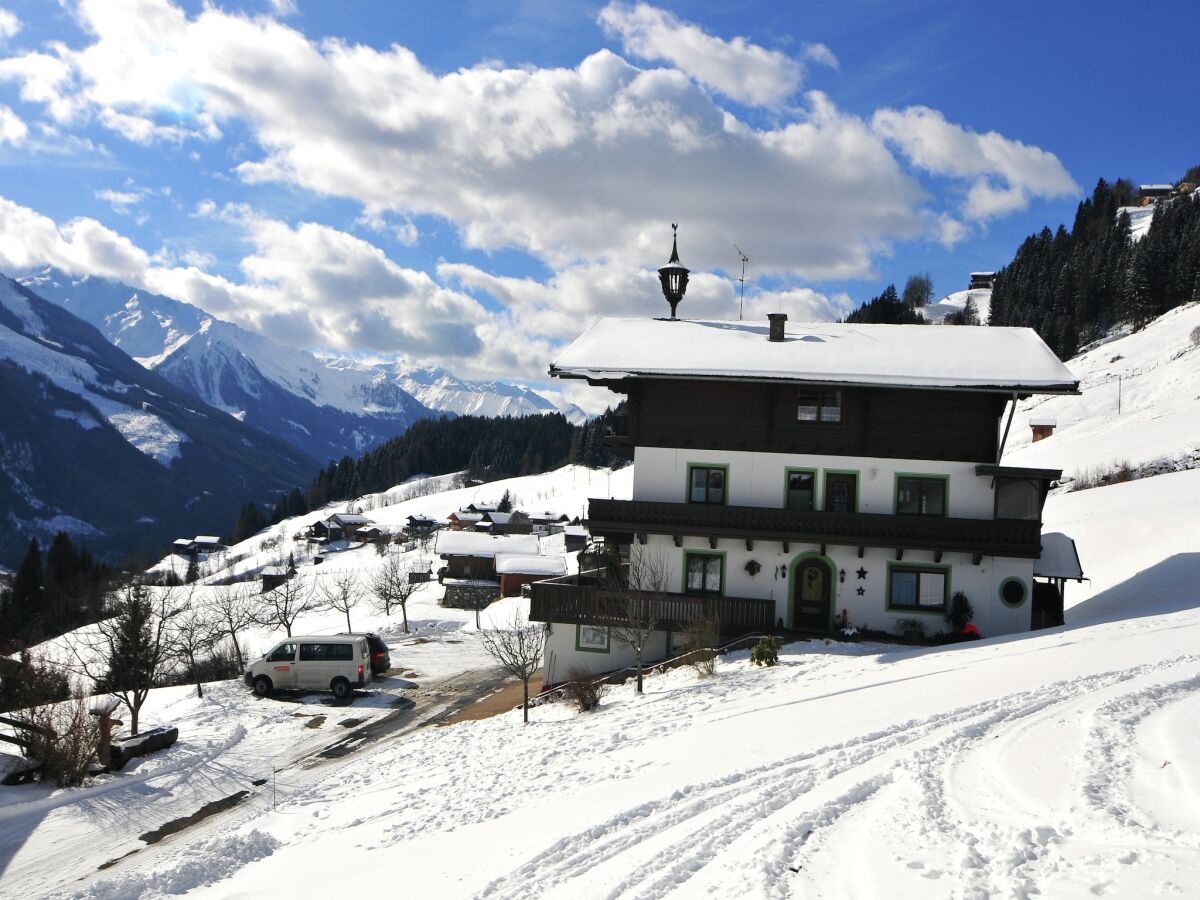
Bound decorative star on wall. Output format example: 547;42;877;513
856;586;865;596
856;566;868;580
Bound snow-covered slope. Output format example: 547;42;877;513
1004;300;1200;477
924;287;992;324
1117;204;1156;241
0;276;314;565
18;459;1200;899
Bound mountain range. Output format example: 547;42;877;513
18;268;587;465
0;274;315;565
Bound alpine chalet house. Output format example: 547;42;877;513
531;227;1082;684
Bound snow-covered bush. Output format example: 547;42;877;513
562;668;607;712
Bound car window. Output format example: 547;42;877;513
267;643;296;662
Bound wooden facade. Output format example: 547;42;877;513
606;380;1008;463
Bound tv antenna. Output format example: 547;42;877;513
733;244;750;319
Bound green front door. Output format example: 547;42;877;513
793;560;831;632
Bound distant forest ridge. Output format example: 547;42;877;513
843;164;1200;359
230;409;625;542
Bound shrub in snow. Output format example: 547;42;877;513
13;693;100;787
682;612;720;677
838;626;861;643
750;635;782;667
896;618;926;642
562;667;607;712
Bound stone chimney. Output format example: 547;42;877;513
768;312;787;342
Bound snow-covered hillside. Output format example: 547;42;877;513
924;287;992;324
1117;204;1156;241
16;458;1199;899
1004;300;1200;477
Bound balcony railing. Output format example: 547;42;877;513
529;572;774;634
586;498;1042;559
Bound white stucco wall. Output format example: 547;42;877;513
637;533;1034;638
632;447;998;519
543;621;674;686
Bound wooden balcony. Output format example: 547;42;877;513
529;574;775;634
586;498;1043;559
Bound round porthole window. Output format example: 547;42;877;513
999;577;1027;607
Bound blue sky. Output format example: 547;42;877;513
0;0;1196;406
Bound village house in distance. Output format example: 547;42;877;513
531;228;1085;684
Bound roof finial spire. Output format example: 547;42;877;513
669;223;680;264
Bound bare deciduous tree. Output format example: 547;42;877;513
173;601;220;698
479;610;545;725
254;571;317;637
368;551;426;633
320;570;362;633
69;579;187;735
610;544;670;695
207;583;254;672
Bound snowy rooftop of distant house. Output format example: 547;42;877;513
330;513;372;525
1029;416;1058;427
260;565;289;576
1034;532;1085;580
495;554;567;576
1140;184;1174;191
550;318;1078;392
969;271;995;277
449;511;484;522
193;535;221;544
435;531;541;558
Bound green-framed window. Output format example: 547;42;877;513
998;577;1028;608
784;468;817;511
824;470;858;513
576;624;611;653
797;389;842;423
895;474;949;517
886;563;949;613
687;464;728;505
684;551;724;595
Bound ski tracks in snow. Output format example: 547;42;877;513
477;653;1200;899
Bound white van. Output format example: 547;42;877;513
244;635;373;700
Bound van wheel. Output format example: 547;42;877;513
331;678;352;701
253;676;273;697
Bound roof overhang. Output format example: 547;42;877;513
975;464;1064;481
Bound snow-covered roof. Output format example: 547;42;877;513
968;271;995;277
173;538;194;547
1029;416;1058;427
260;565;289;576
1034;532;1084;580
449;511;484;522
1139;184;1173;191
435;531;541;558
331;513;372;526
495;554;567;576
193;535;221;544
550;318;1078;393
564;525;588;537
483;511;514;524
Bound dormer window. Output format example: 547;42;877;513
797;390;841;423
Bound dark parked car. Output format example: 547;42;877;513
339;632;391;676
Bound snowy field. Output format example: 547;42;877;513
3;310;1200;897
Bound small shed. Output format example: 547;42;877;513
968;271;995;290
260;564;292;593
192;536;223;553
563;525;589;552
495;554;568;597
172;538;195;556
1032;532;1086;629
1029;416;1057;442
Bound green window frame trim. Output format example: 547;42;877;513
682;549;726;596
998;576;1029;608
575;624;611;653
783;467;819;511
822;469;860;513
893;472;951;517
685;462;730;505
885;561;951;615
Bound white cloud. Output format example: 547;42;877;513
0;103;26;145
598;1;802;107
266;0;298;15
0;8;20;41
95;187;145;213
802;42;839;71
872;105;1079;220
